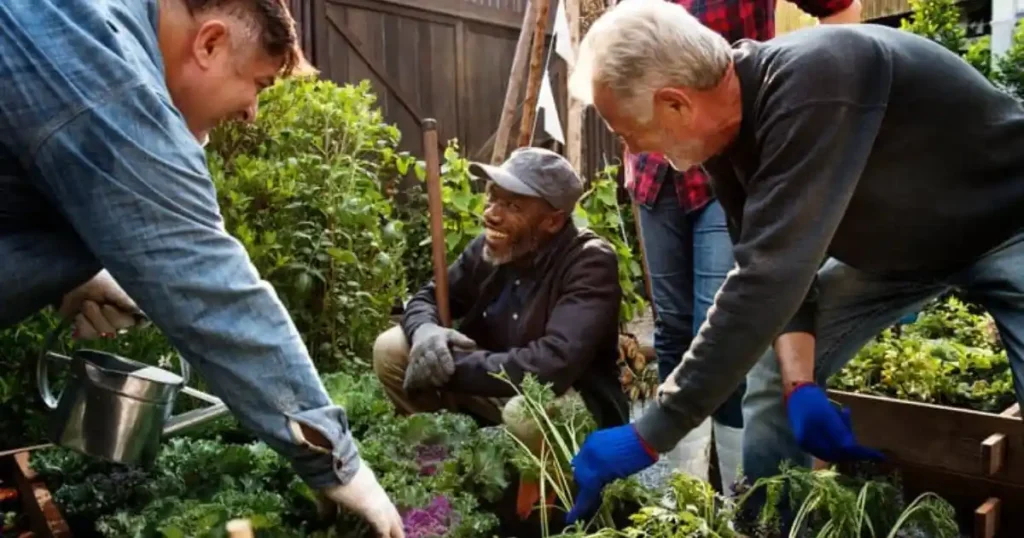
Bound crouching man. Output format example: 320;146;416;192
372;147;630;513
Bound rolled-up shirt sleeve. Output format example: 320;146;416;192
27;81;361;489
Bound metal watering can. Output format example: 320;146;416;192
34;318;231;466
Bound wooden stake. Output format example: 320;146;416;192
423;119;451;328
492;1;539;164
423;118;459;412
517;0;552;148
974;497;1000;538
565;0;583;172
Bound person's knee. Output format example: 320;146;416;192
372;325;410;386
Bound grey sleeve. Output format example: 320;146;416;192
635;101;887;452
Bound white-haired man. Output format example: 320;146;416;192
561;0;1024;525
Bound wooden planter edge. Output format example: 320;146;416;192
827;389;1024;483
9;451;72;538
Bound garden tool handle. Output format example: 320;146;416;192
422;118;451;327
422;118;459;413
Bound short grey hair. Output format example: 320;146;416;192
569;0;733;124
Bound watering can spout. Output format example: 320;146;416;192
163;400;231;437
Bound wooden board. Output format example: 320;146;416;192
843;459;1024;537
10;452;71;538
829;390;1024;483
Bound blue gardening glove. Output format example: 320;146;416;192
787;383;885;463
566;424;658;525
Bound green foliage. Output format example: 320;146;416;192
903;0;1024;100
830;296;1015;412
207;77;413;371
574;165;647;324
744;466;958;538
963;35;993;80
32;370;513;538
900;0;966;54
994;20;1024;100
400;140;486;294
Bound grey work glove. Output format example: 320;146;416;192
403;323;476;392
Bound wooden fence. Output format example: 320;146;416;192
288;0;622;181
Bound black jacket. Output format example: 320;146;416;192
402;223;629;429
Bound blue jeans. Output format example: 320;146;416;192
742;228;1024;487
637;186;744;428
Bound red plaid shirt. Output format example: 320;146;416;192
625;0;854;210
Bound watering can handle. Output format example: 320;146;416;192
36;313;195;410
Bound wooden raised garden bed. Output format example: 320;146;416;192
1;451;71;538
830;390;1024;537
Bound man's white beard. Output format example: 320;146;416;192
199;133;210;148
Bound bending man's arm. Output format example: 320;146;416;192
634;100;887;452
30;82;357;490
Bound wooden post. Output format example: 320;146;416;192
517;0;552;148
974;497;1000;538
423;119;451;328
423;119;459;412
12;451;72;538
566;0;583;172
492;1;539;164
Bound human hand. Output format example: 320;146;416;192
786;383;884;463
322;462;405;538
403;323;476;391
566;424;658;525
58;269;145;339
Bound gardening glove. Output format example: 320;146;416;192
322;462;405;538
786;383;885;463
566;424;658;525
403;323;476;392
58;269;146;340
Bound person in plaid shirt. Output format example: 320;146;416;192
625;0;861;493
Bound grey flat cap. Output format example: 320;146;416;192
469;147;584;212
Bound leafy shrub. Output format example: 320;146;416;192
994;20;1024;100
830;296;1015;412
900;0;966;54
399;140;486;295
207;77;414;372
904;0;1024;100
573;165;646;324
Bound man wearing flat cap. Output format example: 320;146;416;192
373;147;629;432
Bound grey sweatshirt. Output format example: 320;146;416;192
634;24;1024;452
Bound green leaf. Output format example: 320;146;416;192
327;247;357;264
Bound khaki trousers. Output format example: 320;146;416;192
372;325;582;454
372;325;508;424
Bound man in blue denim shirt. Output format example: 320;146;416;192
0;1;404;535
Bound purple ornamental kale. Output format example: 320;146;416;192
401;495;456;538
414;444;449;476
